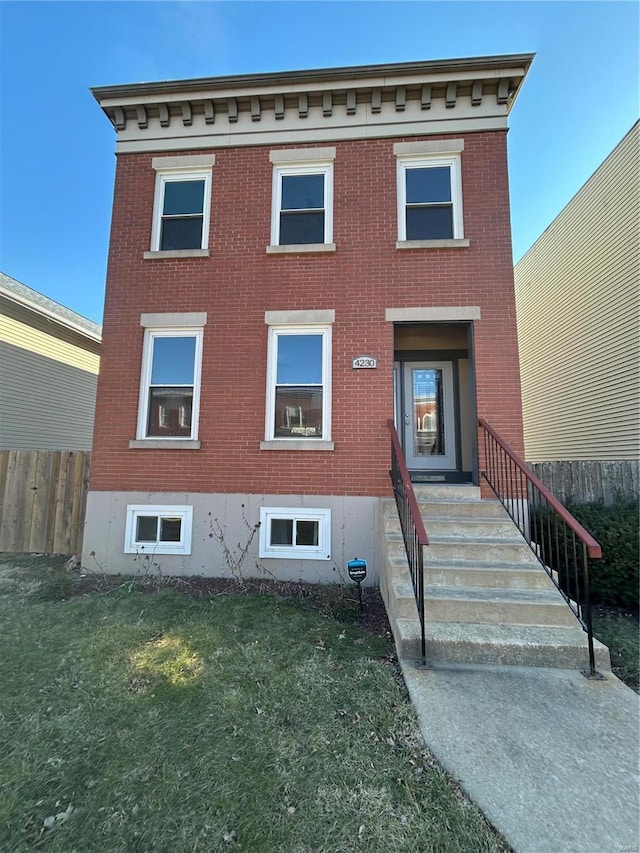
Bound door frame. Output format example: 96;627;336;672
394;348;470;482
402;360;457;470
392;319;478;484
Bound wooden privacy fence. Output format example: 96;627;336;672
0;451;91;555
528;460;639;506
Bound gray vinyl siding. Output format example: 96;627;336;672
0;299;100;450
515;122;639;463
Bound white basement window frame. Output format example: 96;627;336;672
259;507;331;560
396;154;464;242
136;327;204;442
124;505;193;555
264;325;332;443
150;162;213;252
270;163;334;247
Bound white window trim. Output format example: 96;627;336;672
259;507;331;560
396;155;464;242
270;163;334;247
124;505;193;555
264;325;332;443
135;326;204;442
150;168;213;252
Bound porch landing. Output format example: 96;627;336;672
380;484;611;671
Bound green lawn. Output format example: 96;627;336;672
0;556;506;853
592;607;639;692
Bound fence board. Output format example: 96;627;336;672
69;452;87;554
28;452;52;553
0;451;9;527
0;450;91;554
2;452;23;551
52;451;71;553
528;460;640;505
44;452;61;554
22;451;40;552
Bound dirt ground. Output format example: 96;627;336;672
0;552;395;647
84;572;395;640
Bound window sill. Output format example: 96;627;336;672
129;439;201;449
266;243;336;255
395;238;470;250
143;249;210;260
260;440;334;451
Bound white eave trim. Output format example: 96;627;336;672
0;284;102;343
94;60;532;107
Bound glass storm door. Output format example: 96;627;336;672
402;362;456;470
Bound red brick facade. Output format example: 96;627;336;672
91;130;524;498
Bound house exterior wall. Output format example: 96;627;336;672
85;58;530;579
515;121;640;463
0;296;100;450
90;132;523;498
84;490;382;584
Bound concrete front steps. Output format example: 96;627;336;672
380;485;611;671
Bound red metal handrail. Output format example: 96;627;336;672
479;417;603;676
387;419;429;662
387;420;429;546
478;417;601;558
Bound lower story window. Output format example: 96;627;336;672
266;326;331;440
124;505;193;555
259;507;331;560
137;328;203;441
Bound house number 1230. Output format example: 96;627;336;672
352;356;378;369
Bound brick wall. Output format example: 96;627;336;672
91;131;524;497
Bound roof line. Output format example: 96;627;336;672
91;53;535;100
0;273;102;342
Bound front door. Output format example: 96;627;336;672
402;361;457;470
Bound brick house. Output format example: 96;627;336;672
85;55;534;586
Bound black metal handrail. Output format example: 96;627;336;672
478;417;602;676
387;419;429;661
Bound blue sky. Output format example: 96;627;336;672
0;1;637;324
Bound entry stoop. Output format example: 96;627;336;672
380;485;611;671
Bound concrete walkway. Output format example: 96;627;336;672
401;660;639;853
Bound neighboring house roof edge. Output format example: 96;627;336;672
0;271;102;343
515;119;640;270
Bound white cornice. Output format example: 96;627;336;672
93;55;533;154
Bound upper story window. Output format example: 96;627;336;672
268;148;336;251
156;175;208;250
397;157;463;241
133;314;206;446
149;155;214;255
272;166;332;245
394;141;465;246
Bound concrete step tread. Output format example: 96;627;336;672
385;516;517;528
388;555;542;571
393;582;572;606
420;560;546;573
394;618;609;651
386;531;526;545
419;514;513;522
383;502;507;518
412;486;481;500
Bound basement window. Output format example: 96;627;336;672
124;505;193;555
259;507;331;559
